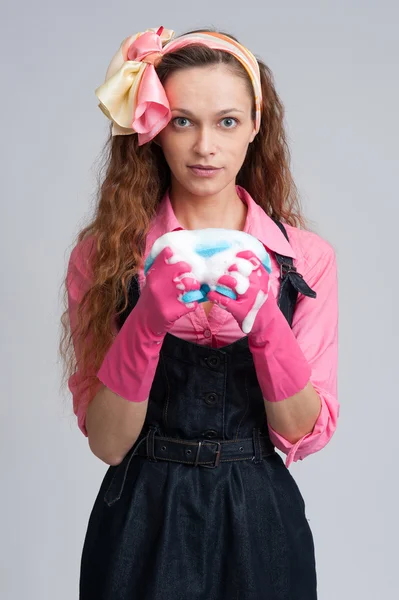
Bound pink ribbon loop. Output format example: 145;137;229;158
127;30;163;64
133;64;171;141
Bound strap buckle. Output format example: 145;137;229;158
280;262;302;279
194;440;222;468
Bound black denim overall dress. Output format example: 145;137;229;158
79;220;318;600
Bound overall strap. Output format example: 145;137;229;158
271;218;316;326
117;274;140;329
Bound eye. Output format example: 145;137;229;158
220;117;239;129
172;117;192;128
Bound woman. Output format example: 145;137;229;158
60;26;339;600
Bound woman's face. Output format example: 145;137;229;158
156;64;257;197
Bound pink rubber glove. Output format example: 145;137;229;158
207;250;311;402
96;247;201;402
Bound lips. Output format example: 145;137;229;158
188;165;223;178
189;165;220;169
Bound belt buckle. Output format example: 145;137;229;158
194;440;222;468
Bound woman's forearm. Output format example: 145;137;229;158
86;381;321;464
86;385;149;466
263;381;322;444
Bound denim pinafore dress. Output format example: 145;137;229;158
79;220;318;600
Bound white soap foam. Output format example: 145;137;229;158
242;289;268;333
146;229;271;292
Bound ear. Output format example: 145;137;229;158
249;128;257;143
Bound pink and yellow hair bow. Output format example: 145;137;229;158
95;27;262;145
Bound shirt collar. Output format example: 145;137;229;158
145;184;295;259
238;185;296;259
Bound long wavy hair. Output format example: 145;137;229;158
59;27;309;413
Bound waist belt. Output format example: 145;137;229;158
103;427;277;506
133;426;276;469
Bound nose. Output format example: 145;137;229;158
192;126;217;156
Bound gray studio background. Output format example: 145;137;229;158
1;1;397;598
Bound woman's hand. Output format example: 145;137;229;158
209;249;311;404
207;250;272;336
138;246;201;336
96;247;201;405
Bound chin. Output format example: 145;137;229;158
180;175;230;197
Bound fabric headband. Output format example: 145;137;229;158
95;26;262;145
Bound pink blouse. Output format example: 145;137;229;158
67;185;339;468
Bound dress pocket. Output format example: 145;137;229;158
285;466;307;513
266;452;307;514
103;438;146;507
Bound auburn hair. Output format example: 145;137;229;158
58;27;309;413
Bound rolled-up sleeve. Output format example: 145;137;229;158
66;237;103;437
267;243;339;467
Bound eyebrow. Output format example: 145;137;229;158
171;108;245;116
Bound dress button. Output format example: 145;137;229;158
202;429;218;439
204;329;212;338
204;392;218;405
207;355;220;368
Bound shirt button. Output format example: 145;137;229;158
204;329;211;338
